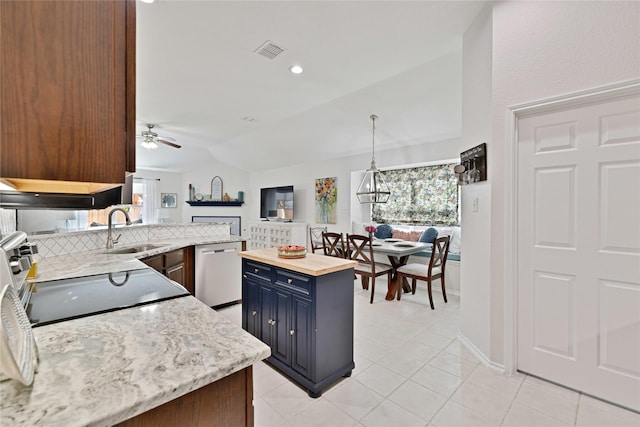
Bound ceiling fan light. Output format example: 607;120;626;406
141;139;158;149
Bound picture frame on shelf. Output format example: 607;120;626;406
161;193;177;208
211;176;223;201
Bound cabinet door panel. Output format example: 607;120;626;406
291;295;312;378
0;0;132;183
242;276;261;338
164;249;184;268
273;289;291;366
165;264;186;291
259;285;275;346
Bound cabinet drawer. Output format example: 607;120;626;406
244;260;272;281
164;249;184;267
275;269;311;296
143;254;163;272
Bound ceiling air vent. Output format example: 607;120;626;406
254;41;285;60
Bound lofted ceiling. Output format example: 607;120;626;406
135;0;487;172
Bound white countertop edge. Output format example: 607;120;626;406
0;296;270;426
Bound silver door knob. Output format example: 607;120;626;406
287;278;293;284
290;330;295;335
254;268;259;273
252;310;257;316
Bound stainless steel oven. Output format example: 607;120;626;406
0;231;37;307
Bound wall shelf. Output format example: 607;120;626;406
185;201;244;207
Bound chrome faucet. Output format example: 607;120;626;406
106;208;132;249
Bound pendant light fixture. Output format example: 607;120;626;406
356;114;391;204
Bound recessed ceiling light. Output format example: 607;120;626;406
289;65;303;74
141;0;155;4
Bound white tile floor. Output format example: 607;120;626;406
218;282;640;427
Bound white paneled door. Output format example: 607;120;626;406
517;91;640;411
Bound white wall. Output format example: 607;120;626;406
248;137;463;235
478;0;640;366
134;169;184;224
181;158;251;234
460;4;493;360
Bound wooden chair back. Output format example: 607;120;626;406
309;226;327;254
429;236;450;276
346;234;374;266
346;233;393;304
322;232;346;258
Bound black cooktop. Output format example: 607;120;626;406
27;268;189;327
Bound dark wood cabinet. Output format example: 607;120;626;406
0;0;135;191
143;247;194;295
242;259;354;397
143;255;164;272
165;264;185;287
116;366;254;427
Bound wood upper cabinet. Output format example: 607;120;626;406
0;0;135;190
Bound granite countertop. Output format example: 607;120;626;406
0;297;270;426
0;235;270;426
239;248;357;276
33;236;244;282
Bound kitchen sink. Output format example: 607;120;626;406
103;244;165;254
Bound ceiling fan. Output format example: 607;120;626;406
137;124;182;149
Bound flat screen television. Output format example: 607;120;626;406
260;185;294;221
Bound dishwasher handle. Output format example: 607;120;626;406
200;248;237;255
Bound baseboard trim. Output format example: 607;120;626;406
457;332;504;373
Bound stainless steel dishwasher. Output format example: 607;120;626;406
195;242;242;308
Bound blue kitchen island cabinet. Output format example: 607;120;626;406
239;248;358;397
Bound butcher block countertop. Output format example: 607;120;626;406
239;248;357;276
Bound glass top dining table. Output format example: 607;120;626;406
370;239;431;300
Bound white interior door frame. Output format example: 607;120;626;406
503;78;640;375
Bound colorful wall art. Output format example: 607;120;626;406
315;177;337;224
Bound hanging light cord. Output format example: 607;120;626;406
370;114;378;167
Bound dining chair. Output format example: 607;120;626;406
395;236;450;309
322;232;346;258
309;226;327;254
346;234;393;304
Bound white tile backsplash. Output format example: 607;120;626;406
28;223;231;258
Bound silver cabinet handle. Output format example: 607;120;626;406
290;330;295;335
287;278;293;284
254;268;259;273
252;310;257;316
